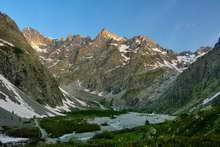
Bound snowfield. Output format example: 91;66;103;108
0;134;28;144
0;74;41;118
44;87;88;115
88;112;176;131
0;74;86;119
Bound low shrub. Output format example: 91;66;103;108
6;127;40;138
93;131;114;139
40;118;100;137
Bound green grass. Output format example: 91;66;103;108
13;47;24;57
40;117;100;138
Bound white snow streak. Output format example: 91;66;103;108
0;74;41;118
118;45;131;63
202;91;220;105
0;39;15;47
152;48;167;55
0;134;28;144
44;87;88;115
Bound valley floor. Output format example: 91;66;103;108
28;106;220;147
1;107;220;147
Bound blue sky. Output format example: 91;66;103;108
1;0;220;52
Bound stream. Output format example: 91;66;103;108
57;112;175;142
34;119;48;138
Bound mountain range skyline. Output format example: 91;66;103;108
1;0;220;52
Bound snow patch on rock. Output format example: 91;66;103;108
202;91;220;105
0;38;15;47
0;134;28;144
0;74;41;118
118;45;130;53
31;44;47;53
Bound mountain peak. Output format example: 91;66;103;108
0;12;21;35
0;12;14;23
135;35;155;43
23;27;39;34
23;27;53;50
100;28;110;34
96;28;125;41
23;27;46;38
0;11;8;19
0;12;32;50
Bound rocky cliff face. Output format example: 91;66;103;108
0;12;65;106
0;12;90;120
67;31;181;109
23;27;210;109
150;39;220;114
23;27;53;52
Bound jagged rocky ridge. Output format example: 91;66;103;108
0;12;89;120
23;27;210;109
